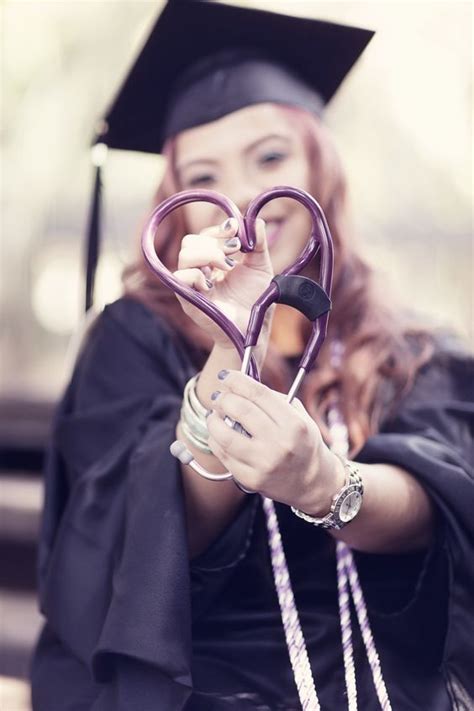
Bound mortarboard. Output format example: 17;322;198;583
85;0;374;311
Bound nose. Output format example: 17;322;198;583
233;189;260;216
223;175;261;216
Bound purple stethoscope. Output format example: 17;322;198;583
141;185;333;485
141;187;392;710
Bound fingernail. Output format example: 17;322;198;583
225;257;235;267
205;279;213;289
211;390;221;400
218;369;229;380
205;409;212;418
224;237;240;249
223;218;234;231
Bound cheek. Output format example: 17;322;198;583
291;167;312;194
285;209;313;255
294;205;313;232
272;153;312;193
286;152;311;192
282;200;313;235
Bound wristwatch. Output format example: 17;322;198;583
291;459;364;530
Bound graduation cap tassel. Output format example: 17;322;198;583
84;142;108;313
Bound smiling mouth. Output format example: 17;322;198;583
265;219;285;247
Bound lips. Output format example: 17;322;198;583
265;219;285;248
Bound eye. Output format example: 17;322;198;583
186;174;216;187
259;151;287;167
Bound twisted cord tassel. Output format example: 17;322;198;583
262;496;321;711
327;337;392;711
261;338;391;710
336;541;358;711
328;387;359;710
341;543;392;710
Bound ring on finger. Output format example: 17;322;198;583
224;415;252;438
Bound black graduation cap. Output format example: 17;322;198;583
85;0;374;311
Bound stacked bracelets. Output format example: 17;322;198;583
179;374;213;454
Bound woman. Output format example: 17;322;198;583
31;2;473;710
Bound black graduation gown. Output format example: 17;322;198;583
30;297;474;711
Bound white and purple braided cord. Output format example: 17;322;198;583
261;340;392;710
336;540;358;711
327;399;359;711
338;540;392;710
329;397;392;711
262;496;321;710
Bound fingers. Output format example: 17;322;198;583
213;369;292;426
173;267;213;294
178;218;242;272
199;217;239;240
207;415;256;466
205;373;323;495
254;218;268;253
240;218;273;272
209;391;275;438
205;373;278;468
290;396;315;425
176;216;272;291
178;238;238;272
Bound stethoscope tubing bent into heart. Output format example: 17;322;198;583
141;185;334;487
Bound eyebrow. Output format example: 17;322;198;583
176;133;291;173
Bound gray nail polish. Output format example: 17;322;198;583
224;237;240;248
205;279;213;289
218;369;229;380
223;218;234;231
225;257;235;267
211;390;221;401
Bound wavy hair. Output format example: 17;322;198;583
123;106;433;454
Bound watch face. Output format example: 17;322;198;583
339;491;362;523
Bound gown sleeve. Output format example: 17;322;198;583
31;297;201;710
355;346;474;703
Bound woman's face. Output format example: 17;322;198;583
174;103;313;274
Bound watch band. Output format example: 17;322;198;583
291;458;364;530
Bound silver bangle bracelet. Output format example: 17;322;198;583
187;374;209;418
180;418;213;454
179;373;213;454
180;399;209;440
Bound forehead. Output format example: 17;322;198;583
175;103;297;164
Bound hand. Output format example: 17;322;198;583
206;370;346;513
173;218;274;354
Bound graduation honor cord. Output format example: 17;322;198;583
262;342;392;711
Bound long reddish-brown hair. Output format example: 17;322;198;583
123;105;433;454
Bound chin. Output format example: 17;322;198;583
270;252;296;275
269;237;304;274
